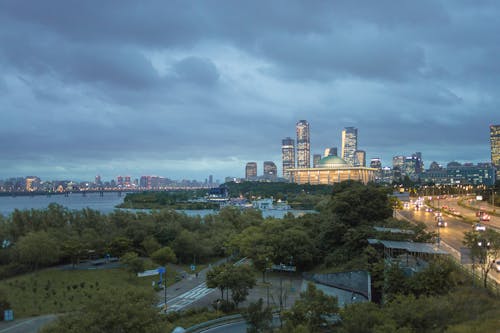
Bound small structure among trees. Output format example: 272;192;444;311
368;239;449;275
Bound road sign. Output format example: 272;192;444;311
190;264;196;271
4;309;13;321
137;269;160;277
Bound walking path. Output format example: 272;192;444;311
157;259;228;313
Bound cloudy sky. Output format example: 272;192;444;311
0;1;498;182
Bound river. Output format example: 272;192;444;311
0;192;315;218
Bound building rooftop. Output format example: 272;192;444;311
318;155;348;168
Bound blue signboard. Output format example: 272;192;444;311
190;264;196;271
4;309;13;321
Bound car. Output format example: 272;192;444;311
474;223;486;232
493;259;500;273
480;214;491;222
425;207;433;212
437;218;447;227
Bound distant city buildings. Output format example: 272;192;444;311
263;161;277;179
491;124;500;179
296;120;311;168
324;147;338;157
421;161;496;186
354;150;366;167
341;127;358;166
245;162;257;180
313;154;322;168
281;137;295;179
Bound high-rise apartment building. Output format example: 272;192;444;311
341;127;358;166
245;162;257;180
296;120;310;168
370;158;382;169
324;147;338;157
282;137;295;179
263;161;277;179
491;124;500;178
354;150;366;167
313;154;322;168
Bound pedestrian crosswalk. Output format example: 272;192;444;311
163;282;215;312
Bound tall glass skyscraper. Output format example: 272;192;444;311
263;161;277;179
341;127;358;166
354;150;366;167
245;162;257;180
282;137;295;179
296;120;310;168
491;124;500;179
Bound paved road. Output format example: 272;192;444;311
399;203;500;281
0;315;57;333
199;321;248;333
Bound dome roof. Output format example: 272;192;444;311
318;156;348;168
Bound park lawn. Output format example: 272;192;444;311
0;266;178;318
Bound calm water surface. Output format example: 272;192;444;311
0;193;314;218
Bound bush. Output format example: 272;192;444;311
0;263;31;279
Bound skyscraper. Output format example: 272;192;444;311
296;120;310;168
245;162;257;180
263;161;277;179
324;147;338;157
354;150;366;167
313;154;322;168
370;158;382;169
282;137;295;179
491;124;500;178
341;127;358;166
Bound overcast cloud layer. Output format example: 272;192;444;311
0;1;498;181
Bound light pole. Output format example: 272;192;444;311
164;270;167;312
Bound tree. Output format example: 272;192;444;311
150;246;177;267
206;263;256;308
228;264;256;308
339;302;395;333
15;231;60;270
61;237;85;267
121;252;145;276
242;298;273;333
141;236;161;256
171;230;198;263
108;236;133;257
282;282;338;331
207;264;229;300
463;229;500;288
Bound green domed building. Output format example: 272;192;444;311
288;155;376;185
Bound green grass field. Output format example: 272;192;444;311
0;265;178;318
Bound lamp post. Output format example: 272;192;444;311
164;269;167;312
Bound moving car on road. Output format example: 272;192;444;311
493;259;500;273
474;223;486;232
437;217;447;227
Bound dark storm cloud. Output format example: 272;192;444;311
0;0;498;180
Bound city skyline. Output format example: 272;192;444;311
0;2;498;181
